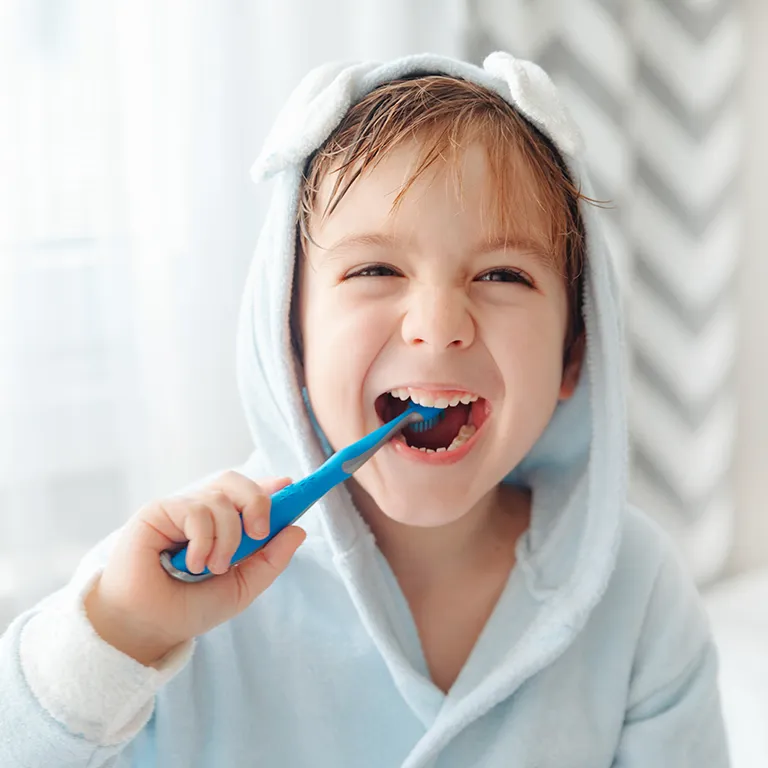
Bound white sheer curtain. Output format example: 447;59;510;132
0;0;464;628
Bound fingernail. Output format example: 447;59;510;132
250;519;270;539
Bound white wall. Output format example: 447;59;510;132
729;0;768;574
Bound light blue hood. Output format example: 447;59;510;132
234;51;628;759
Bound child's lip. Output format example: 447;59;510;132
389;426;483;464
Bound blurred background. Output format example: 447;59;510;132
0;0;765;763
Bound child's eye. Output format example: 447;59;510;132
345;264;401;279
476;268;534;287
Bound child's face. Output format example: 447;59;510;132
297;140;582;528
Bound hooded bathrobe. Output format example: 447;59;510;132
0;52;729;768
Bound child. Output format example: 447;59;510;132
0;52;728;767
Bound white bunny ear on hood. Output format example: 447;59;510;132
250;61;380;183
483;51;584;158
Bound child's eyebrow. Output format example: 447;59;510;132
471;235;554;268
326;232;402;253
325;231;553;268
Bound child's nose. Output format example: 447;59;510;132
401;287;475;350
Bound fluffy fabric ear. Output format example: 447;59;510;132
250;61;379;183
483;51;584;158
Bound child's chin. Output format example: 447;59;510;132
377;492;469;528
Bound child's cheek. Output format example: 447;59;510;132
302;301;393;450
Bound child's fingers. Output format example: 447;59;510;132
206;472;292;541
226;525;307;607
145;497;217;573
178;502;216;575
199;490;244;574
241;492;270;540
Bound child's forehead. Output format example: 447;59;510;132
310;137;558;257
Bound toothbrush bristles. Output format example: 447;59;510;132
414;410;446;432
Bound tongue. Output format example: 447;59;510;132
404;403;470;450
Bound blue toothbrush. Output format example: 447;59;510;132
160;401;445;582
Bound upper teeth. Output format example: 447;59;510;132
389;388;479;408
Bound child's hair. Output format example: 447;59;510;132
297;74;591;362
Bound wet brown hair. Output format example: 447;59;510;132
297;74;593;361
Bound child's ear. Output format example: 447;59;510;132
559;332;585;400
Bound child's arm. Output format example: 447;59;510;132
0;585;189;766
612;541;730;767
0;471;306;766
0;530;169;766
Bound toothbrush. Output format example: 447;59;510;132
160;401;445;582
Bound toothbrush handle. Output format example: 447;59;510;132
164;461;348;580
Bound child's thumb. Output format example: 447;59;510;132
225;525;307;609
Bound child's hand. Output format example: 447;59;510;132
84;472;306;666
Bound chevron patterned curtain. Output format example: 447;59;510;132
467;0;743;584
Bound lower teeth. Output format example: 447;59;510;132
405;423;477;454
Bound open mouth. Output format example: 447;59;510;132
375;387;490;454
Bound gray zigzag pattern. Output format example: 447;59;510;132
656;0;734;43
538;39;625;128
633;253;739;335
631;440;731;517
593;0;630;28
632;0;740;527
632;344;734;429
636;158;739;238
638;56;742;140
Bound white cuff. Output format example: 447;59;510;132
19;570;195;746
